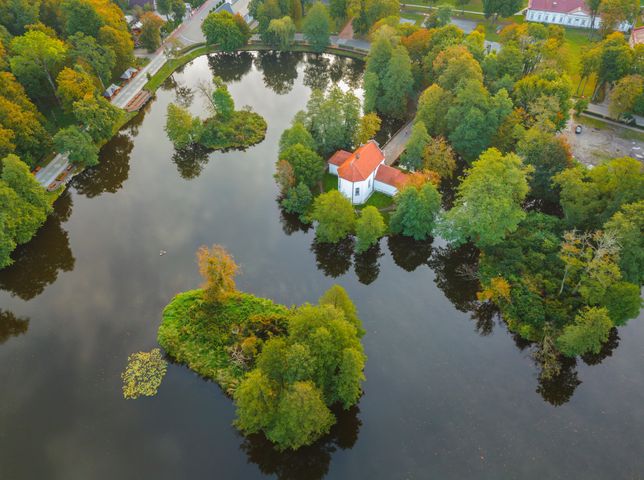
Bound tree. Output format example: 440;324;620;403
61;0;104;37
1;154;49;213
599;0;639;36
0;215;17;268
362;71;379;113
69;32;116;89
311;190;355;243
303;2;331;53
585;0;602;32
281;144;325;189
266;16;295;49
196;244;239;303
274;158;296;193
170;0;186;22
0;0;40;35
165;103;202;148
390;182;441;240
516;127;572;203
354;112;381;146
139;12;164;51
604;201;644;284
72;96;122;143
279;121;316;154
56;66;96;112
379;46;413;119
212;78;235;120
201;11;250;52
556;307;612;357
446;79;513;162
483;0;523;20
53;126;99;167
554;157;643;230
297;87;360;155
443;148;532;248
415;84;453;137
267;381;334;450
423;136;456;180
602;281;641;326
234;370;278;434
330;0;347;20
9;30;67;100
400;121;430;171
425;4;452;28
433;45;483;92
281;182;313;221
609;74;643;119
98;25;134;76
318;284;362;334
355;206;385;253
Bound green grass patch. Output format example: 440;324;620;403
362;191;394;210
158;289;289;394
322;172;338;193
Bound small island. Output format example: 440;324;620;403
158;245;366;450
165;76;267;151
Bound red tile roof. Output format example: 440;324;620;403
528;0;589;14
328;150;352;166
375;164;409;188
631;26;644;45
336;141;385;182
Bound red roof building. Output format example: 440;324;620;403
525;0;632;31
327;140;408;204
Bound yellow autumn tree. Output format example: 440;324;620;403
197;244;239;303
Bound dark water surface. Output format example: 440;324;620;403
1;53;643;480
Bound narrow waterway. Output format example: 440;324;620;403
1;52;642;480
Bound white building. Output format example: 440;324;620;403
525;0;632;32
327;141;409;205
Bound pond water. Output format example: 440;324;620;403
1;52;643;480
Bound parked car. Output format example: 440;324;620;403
66;164;73;172
575;125;583;134
31;166;41;174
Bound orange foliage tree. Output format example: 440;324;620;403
197;244;239;303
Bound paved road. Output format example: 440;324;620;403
585;102;644;128
383;120;413;165
34;152;70;187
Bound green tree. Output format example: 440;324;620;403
423;136;456;180
602;281;641;326
297;87;360;155
604;201;644;284
69;32;116;89
379;45;413;119
355;205;385;253
1;154;49;213
443;148;532;248
212;78;235;120
0;0;41;35
281;182;313;221
53;126;98;166
139;12;164;51
390;182;441;240
318;284;363;335
97;25;134;77
165;103;202;148
61;0;104;37
267;381;334;450
400;121;430;171
56;66;96;112
362;71;379;113
311;190;355;243
9;30;67;100
279;121;316;154
599;0;640;36
609;74;643;119
266;15;295;49
354;112;381;146
201;11;250;52
330;0;347;19
556;307;612;357
516;127;572;203
415;84;453;137
483;0;523;20
170;0;186;22
446;80;513;162
72;96;122;143
303;2;331;53
0;214;17;268
281;144;325;189
234;370;278;433
554;157;643;230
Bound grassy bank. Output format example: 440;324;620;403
158;289;289;394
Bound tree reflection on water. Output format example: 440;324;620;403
0;310;29;345
311;237;354;278
239;404;362;480
0;191;74;300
